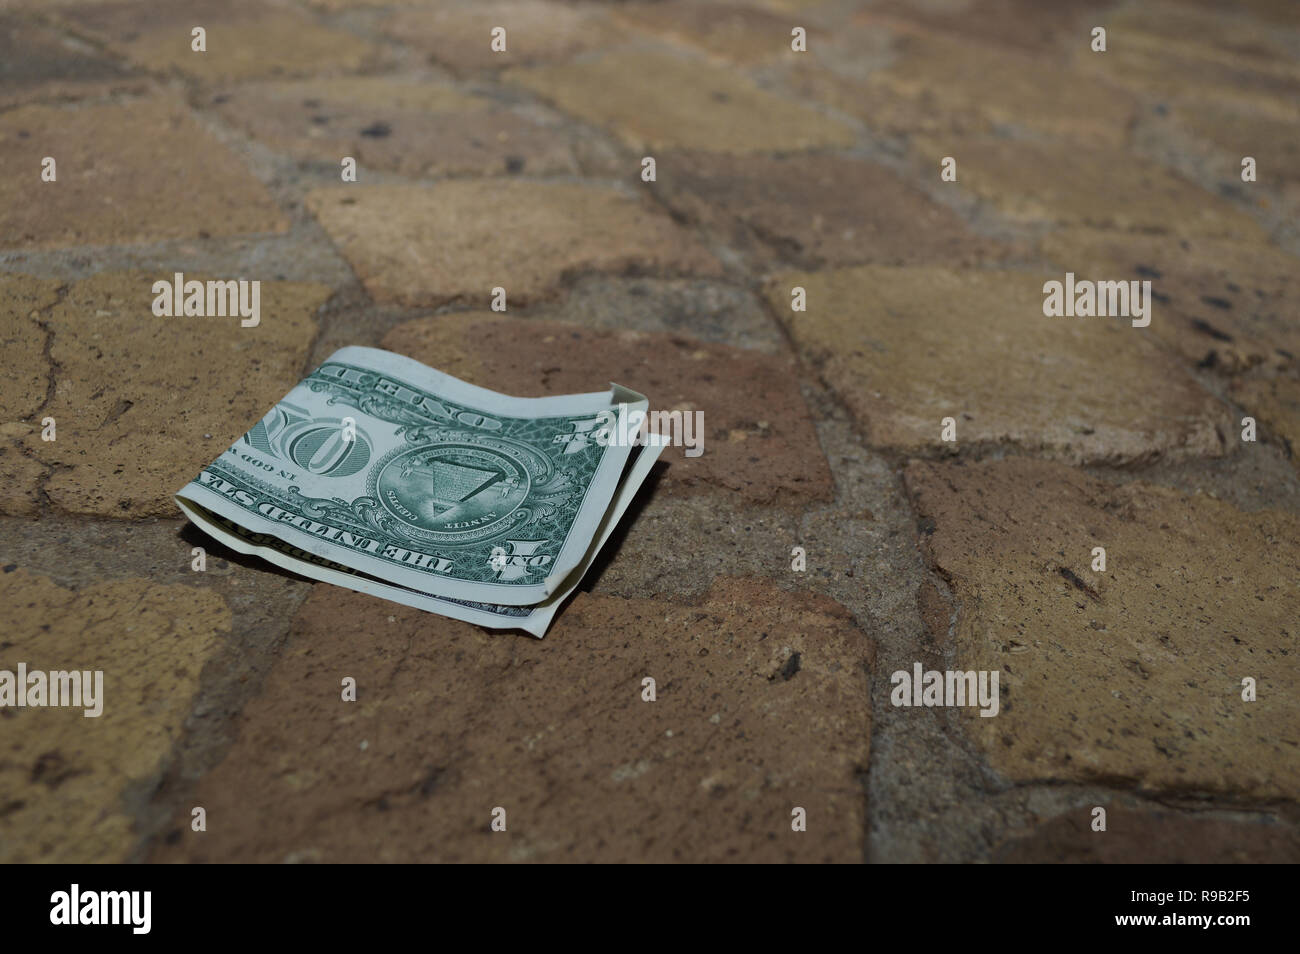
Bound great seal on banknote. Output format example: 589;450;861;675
369;433;549;546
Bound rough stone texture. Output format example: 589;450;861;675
849;30;1138;146
1040;230;1300;374
537;276;787;353
0;95;287;250
864;0;1105;54
0;569;230;862
1;275;65;515
306;181;719;307
384;0;623;72
660;152;1015;268
508;51;858;153
381;314;833;504
210;78;578;178
607;1;808;66
1071;2;1300;119
60;0;381;81
913;136;1269;239
0;16;145;109
7;0;1300;865
1104;0;1300;83
769;265;1228;464
151;578;872;863
7;272;328;518
905;457;1300;799
1172;100;1300;197
0;274;59;426
1231;375;1300;470
995;803;1300;863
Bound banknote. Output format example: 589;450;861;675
175;346;663;634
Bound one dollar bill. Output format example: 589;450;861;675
175;346;665;636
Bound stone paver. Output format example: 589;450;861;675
211;77;578;178
60;0;381;81
661;152;1014;268
383;0;622;72
905;457;1300;798
151;578;872;863
863;0;1101;54
830;30;1137;146
508;50;858;153
381;314;833;504
996;803;1300;863
1040;230;1300;374
912;136;1269;239
768;265;1227;464
306;181;719;307
607;1;806;66
0;94;286;250
1072;2;1300;118
2;272;327;517
538;276;788;353
0;16;144;109
0;569;229;862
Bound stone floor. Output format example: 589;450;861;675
2;0;1298;863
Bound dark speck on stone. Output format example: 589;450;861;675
1201;295;1232;310
1135;265;1161;278
780;652;801;681
1191;318;1233;342
2;565;15;573
360;121;391;138
505;155;525;173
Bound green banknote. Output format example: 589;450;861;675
176;346;663;636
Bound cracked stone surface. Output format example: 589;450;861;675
0;272;327;517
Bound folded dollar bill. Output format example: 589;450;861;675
175;346;665;637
